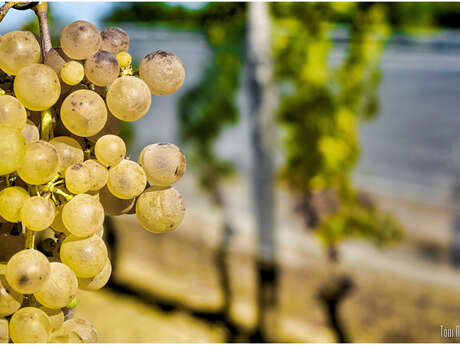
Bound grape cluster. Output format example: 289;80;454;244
0;19;186;343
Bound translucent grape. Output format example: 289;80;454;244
0;318;8;343
0;127;25;176
60;318;98;343
139;143;186;186
106;76;151;122
60;61;84;86
6;249;50;294
100;27;129;55
20;196;55;231
9;307;51;343
84;51;120;86
50;136;84;173
50;204;70;236
13;63;61;111
139;50;185;96
49;329;82;343
62;194;105;237
0;276;23;317
18;140;60;185
0;187;29;223
60;20;101;60
83;160;108;191
0;31;41;75
99;185;134;216
116;51;132;68
60;235;107;278
65;163;91;194
0;95;27;130
95;134;126;167
39;307;64;331
60;90;107;137
78;258;111;291
107;159;146;199
34;262;78;309
136;186;185;234
87;112;121;143
21;120;39;143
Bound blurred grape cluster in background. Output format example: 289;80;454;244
5;1;460;342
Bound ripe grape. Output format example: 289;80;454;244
48;329;81;343
60;90;107;137
0;318;8;343
107;159;146;199
62;194;105;237
0;31;41;75
49;136;84;173
139;143;186;186
116;51;132;68
87;112;121;143
106;76;151;122
21;120;39;143
58;318;98;343
60;61;84;86
83;160;108;191
100;27;129;55
0;187;29;223
0;276;23;317
84;51;120;86
60;20;101;60
20;196;55;231
50;204;70;236
39;307;64;331
0;127;25;176
60;235;107;278
136;186;185;234
65;163;91;194
0;95;27;130
78;258;111;291
9;307;51;343
13;63;61;111
139;50;185;96
98;185;134;216
6;249;50;294
17;140;60;185
34;262;78;309
94;134;126;167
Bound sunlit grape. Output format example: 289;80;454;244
95;134;126;167
107;159;146;199
0;95;27;130
50;136;84;173
60;20;101;60
59;318;98;343
0;276;22;317
78;258;111;291
0;31;41;75
65;163;91;194
20;196;55;231
18;140;60;185
0;187;29;223
21;120;39;143
84;159;108;191
84;51;120;86
100;27;129;55
9;307;51;343
60;61;84;86
62;194;105;237
116;51;132;68
0;127;25;176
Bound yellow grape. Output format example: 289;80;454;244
0;31;41;75
60;61;84;86
9;307;51;343
100;27;129;55
78;258;111;291
98;185;134;216
39;307;64;331
0;127;25;176
48;329;82;343
94;134;126;167
60;20;101;60
34;262;78;309
139;50;185;95
64;163;91;194
136;186;185;234
0;276;23;317
116;51;132;68
17;140;60;185
83;159;108;191
84;51;120;86
60;90;107;137
20;196;55;231
60;235;107;278
49;136;84;173
62;194;105;237
13;63;61;111
0;318;8;343
0;95;27;130
6;249;50;294
87;112;121;143
58;318;98;343
107;159;146;199
106;76;151;122
21;120;39;143
50;204;70;236
0;187;29;223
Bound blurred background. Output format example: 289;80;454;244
5;1;460;342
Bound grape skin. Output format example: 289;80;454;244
50;136;84;173
0;187;29;223
0;31;41;75
60;20;101;60
0;318;8;343
84;51;120;87
0;95;27;130
83;160;108;192
65;163;91;194
100;27;129;55
116;52;132;68
107;159;147;200
78;258;111;291
39;307;64;331
9;307;51;343
20;196;56;231
95;134;126;167
0;127;25;176
21;120;39;143
60;61;84;86
0;276;23;318
50;204;70;236
62;194;105;238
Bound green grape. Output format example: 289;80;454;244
0;31;41;75
139;143;186;186
21;120;40;143
78;258;111;291
60;61;84;86
0;95;27;130
49;136;84;173
139;50;185;96
34;262;78;309
83;160;108;191
106;76;151;122
60;235;107;278
98;185;134;216
60;20;101;60
0;276;23;317
9;307;51;343
136;186;185;234
84;51;120;86
87;112;121;143
0;127;25;176
0;187;29;223
13;63;61;111
107;159;146;199
18;140;60;185
62;194;104;237
6;249;50;294
20;196;55;231
64;163;91;194
100;27;130;55
39;307;64;331
60;90;107;137
50;204;70;236
94;134;126;167
0;318;8;343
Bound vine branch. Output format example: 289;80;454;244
33;2;51;58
